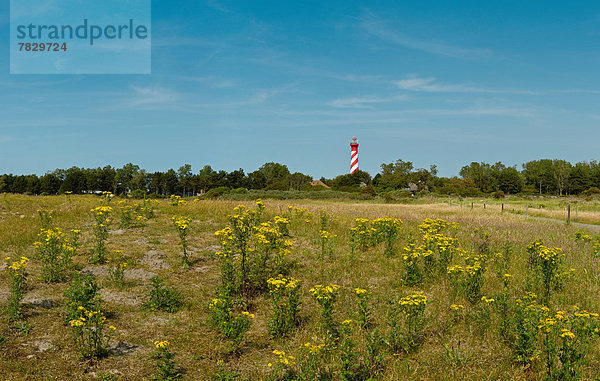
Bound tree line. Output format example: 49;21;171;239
2;158;600;197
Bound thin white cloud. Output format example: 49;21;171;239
128;86;181;107
359;13;492;60
327;95;410;109
394;76;538;94
206;0;232;13
180;76;238;88
394;76;600;95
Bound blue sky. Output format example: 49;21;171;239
2;0;600;178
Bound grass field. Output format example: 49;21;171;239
2;193;600;380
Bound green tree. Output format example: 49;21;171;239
377;159;414;190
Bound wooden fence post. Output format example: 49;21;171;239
567;203;571;224
502;203;504;213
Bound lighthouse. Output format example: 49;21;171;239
350;137;359;174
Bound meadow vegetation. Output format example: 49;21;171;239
1;193;600;379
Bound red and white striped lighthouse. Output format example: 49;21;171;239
350;137;359;174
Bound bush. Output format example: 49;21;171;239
360;184;377;196
204;187;230;199
143;276;183;313
493;190;505;199
130;189;147;199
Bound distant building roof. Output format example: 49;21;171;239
310;180;330;189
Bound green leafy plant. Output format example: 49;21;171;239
371;217;403;257
172;216;191;268
143;276;183;313
108;250;127;289
152;340;181;380
267;275;301;337
37;208;53;229
309;283;339;338
90;206;112;264
34;228;79;283
64;272;103;323
4;256;29;322
207;294;254;352
69;307;115;359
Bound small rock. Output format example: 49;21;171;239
124;268;157;281
109;342;140;356
99;289;141;306
23;295;58;308
140;250;171;270
82;265;109;278
33;340;54;352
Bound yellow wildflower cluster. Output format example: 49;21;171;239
35;228;77;255
309;284;339;301
403;243;434;265
450;304;464;311
398;292;428;307
91;206;113;215
169;195;187;206
172;216;191;231
6;256;29;271
273;215;290;233
215;226;235;258
527;239;565;265
69;307;106;328
319;230;336;240
241;311;255;319
267;274;300;293
208;298;228;310
537;246;564;263
575;231;592;243
423;233;457;252
254;221;283;246
303;342;323;354
154;340;170;349
354;288;369;296
350;218;376;245
481;296;495;304
418;218;457;235
371;217;403;233
272;349;295;366
447;264;463;276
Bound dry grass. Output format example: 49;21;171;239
1;194;600;380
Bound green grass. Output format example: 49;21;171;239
1;194;600;379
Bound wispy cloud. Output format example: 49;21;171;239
326;95;410;109
179;76;238;88
206;0;232;13
127;86;181;107
394;75;600;95
358;13;492;60
394;76;538;94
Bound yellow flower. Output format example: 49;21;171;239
154;340;170;349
